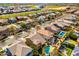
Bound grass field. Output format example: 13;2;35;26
66;48;73;56
67;40;78;46
44;6;67;12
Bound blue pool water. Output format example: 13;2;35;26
58;31;66;38
45;46;50;56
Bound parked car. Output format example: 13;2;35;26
8;18;17;24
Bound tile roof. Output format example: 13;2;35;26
27;33;46;46
6;40;32;56
37;29;53;38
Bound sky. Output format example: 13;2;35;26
0;0;79;3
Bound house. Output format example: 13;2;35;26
66;9;77;13
8;6;15;10
16;16;29;21
74;11;79;16
61;21;70;26
49;13;57;18
48;12;61;18
64;14;77;21
5;40;33;56
3;10;8;14
26;19;33;24
0;6;8;14
36;13;42;16
11;9;21;13
0;26;10;40
26;20;33;29
5;9;13;14
28;14;38;19
45;12;57;20
16;16;24;21
55;12;62;16
58;19;70;26
15;31;28;39
38;12;46;15
28;14;33;17
65;17;76;21
37;28;54;40
53;22;65;30
0;19;8;25
26;32;46;47
45;25;60;33
61;20;74;24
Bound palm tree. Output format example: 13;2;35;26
19;21;26;30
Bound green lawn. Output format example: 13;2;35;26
58;47;73;56
66;48;73;56
0;4;36;8
67;40;78;46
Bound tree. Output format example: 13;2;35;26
20;21;26;30
76;22;79;26
69;32;79;40
7;24;17;35
0;48;5;56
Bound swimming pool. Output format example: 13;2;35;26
58;31;66;38
45;46;50;56
44;45;54;56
